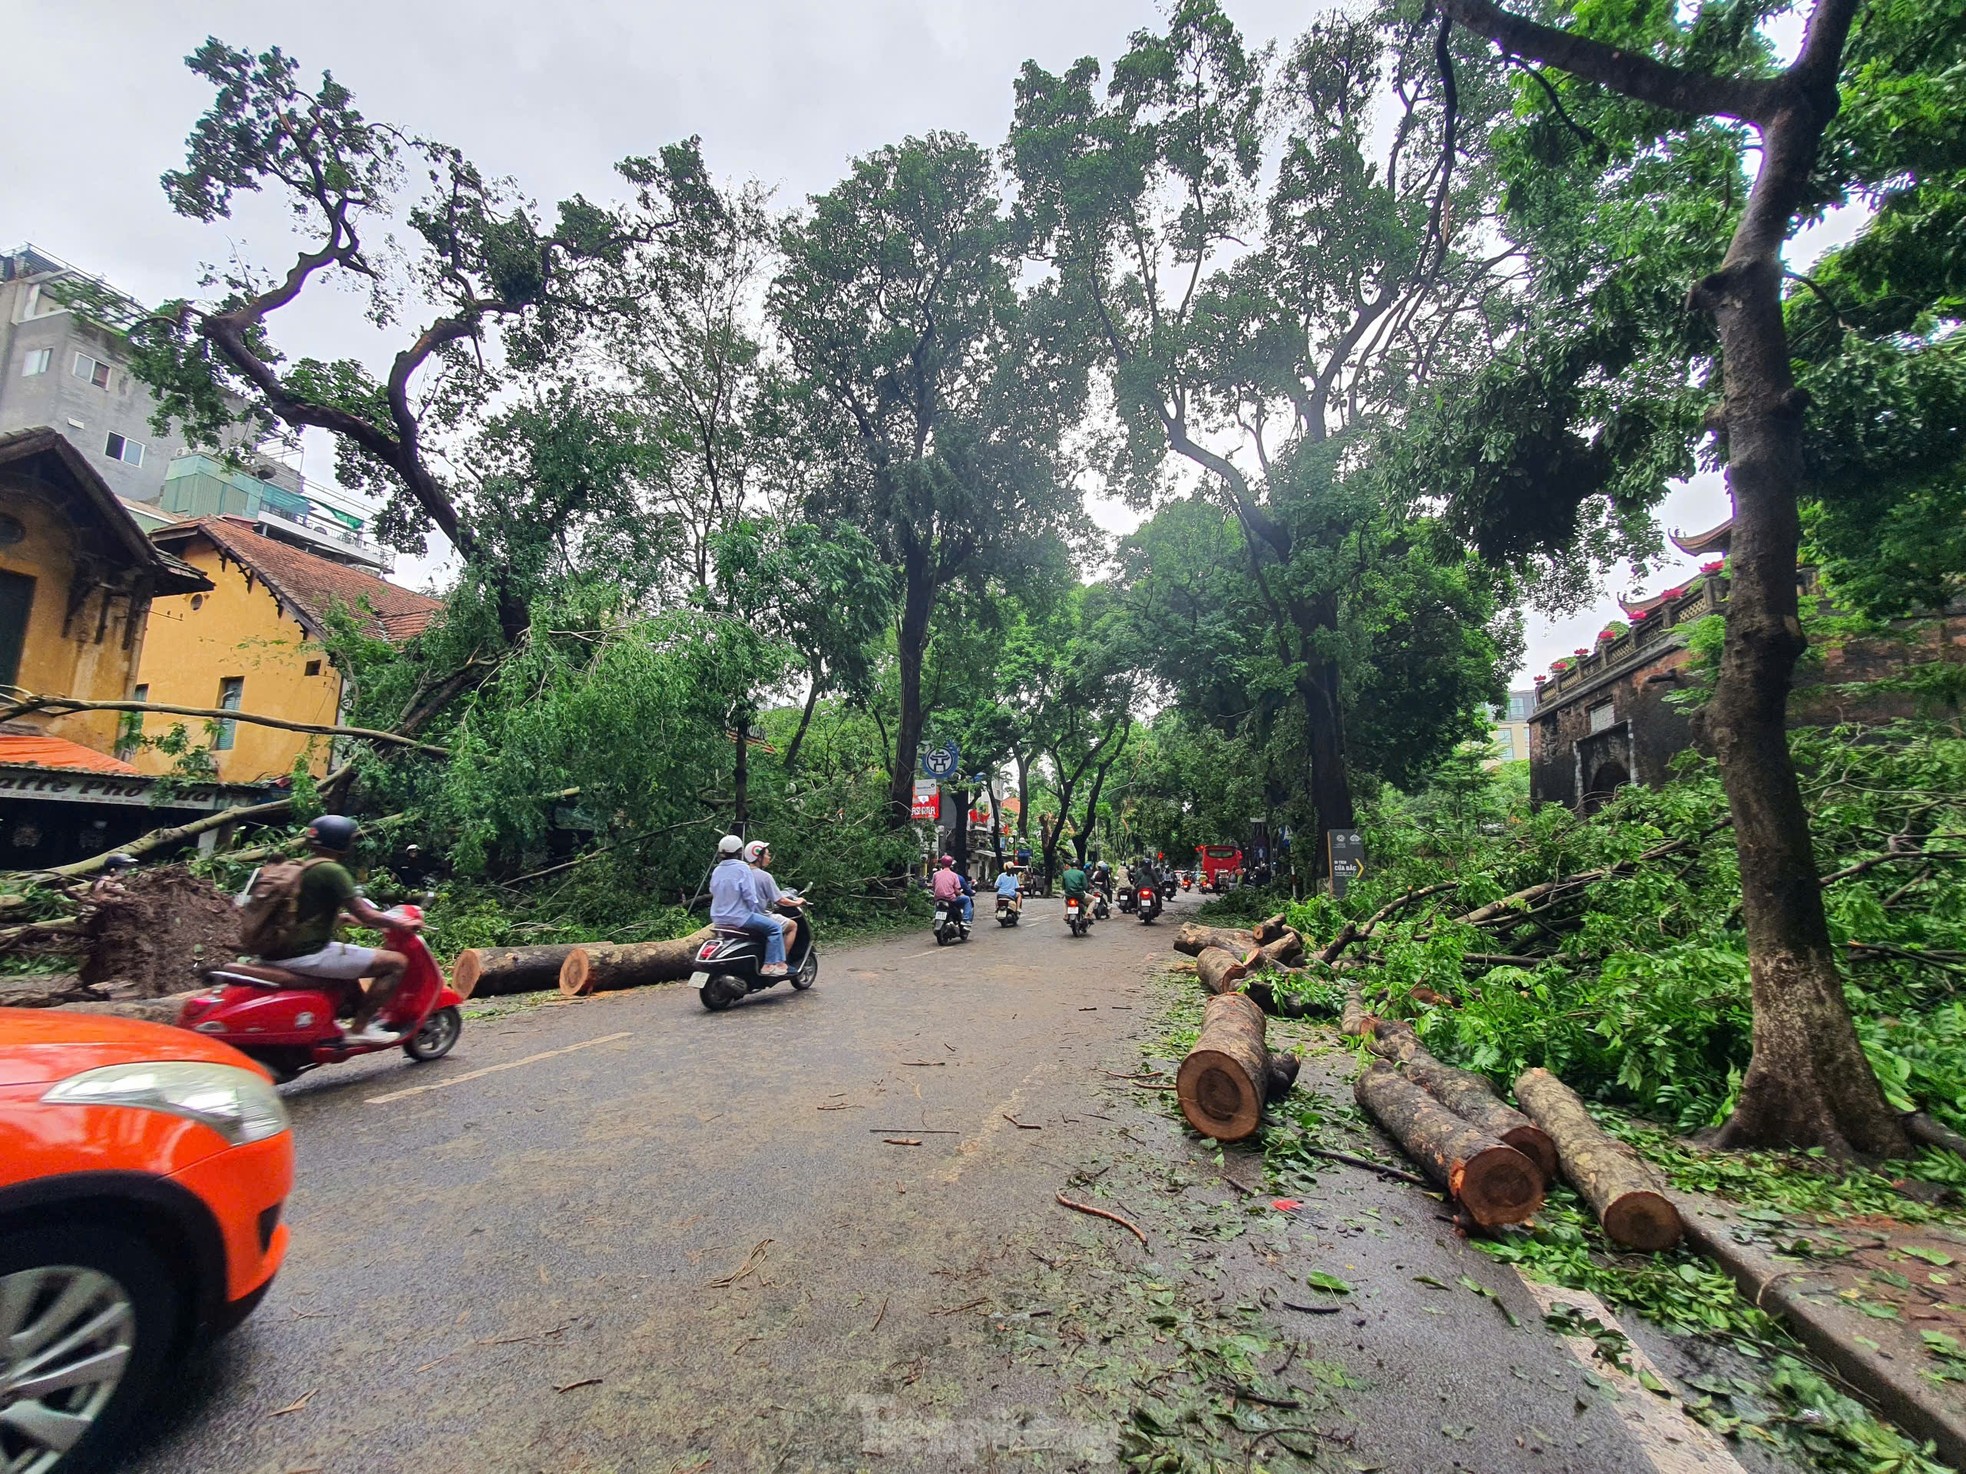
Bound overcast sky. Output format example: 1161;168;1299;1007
7;0;1775;686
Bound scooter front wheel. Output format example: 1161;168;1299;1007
791;951;819;991
404;1006;462;1062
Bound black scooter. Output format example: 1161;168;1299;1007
996;893;1021;927
1117;885;1138;913
1137;883;1163;924
694;901;818;1011
1065;894;1091;937
934;896;971;945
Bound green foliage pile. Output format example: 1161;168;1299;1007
1293;721;1966;1133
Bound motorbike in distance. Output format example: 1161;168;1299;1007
1137;882;1163;924
934;894;970;945
693;899;818;1010
1065;894;1091;937
996;892;1021;926
178;905;463;1083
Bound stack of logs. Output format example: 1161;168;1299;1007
450;928;715;1000
1171;910;1682;1247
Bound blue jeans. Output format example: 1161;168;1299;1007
740;912;787;966
961;895;974;923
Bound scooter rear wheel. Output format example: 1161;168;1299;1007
404;1006;462;1062
700;975;745;1011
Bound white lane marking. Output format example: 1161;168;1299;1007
366;1031;634;1104
1515;1276;1749;1474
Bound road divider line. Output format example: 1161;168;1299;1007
366;1031;634;1104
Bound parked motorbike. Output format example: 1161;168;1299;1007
996;894;1021;927
692;900;819;1011
933;896;971;946
1065;894;1091;937
1137;883;1162;924
179;906;463;1083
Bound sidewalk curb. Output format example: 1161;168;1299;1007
1675;1193;1966;1468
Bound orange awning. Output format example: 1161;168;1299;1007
0;735;139;775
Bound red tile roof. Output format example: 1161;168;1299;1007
155;518;443;644
0;734;139;775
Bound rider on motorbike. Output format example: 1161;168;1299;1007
932;855;970;928
994;865;1022;915
711;834;787;976
257;814;423;1045
1061;858;1091;919
745;839;803;954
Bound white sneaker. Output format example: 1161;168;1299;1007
344;1023;401;1046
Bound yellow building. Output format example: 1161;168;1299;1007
0;427;209;756
131;517;441;784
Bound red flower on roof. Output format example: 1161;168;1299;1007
1702;560;1724;574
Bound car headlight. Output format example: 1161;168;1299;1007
42;1061;291;1146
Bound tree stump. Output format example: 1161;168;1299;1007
451;943;583;1000
1176;992;1296;1142
1252;912;1291;944
1354;1061;1545;1228
1399;1051;1558;1186
1514;1068;1682;1251
1174;922;1261;959
559;928;716;996
1196;946;1249;995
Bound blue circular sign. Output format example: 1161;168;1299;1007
921;741;960;779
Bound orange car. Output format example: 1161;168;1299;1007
0;1009;294;1473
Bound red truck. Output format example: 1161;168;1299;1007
1195;844;1243;892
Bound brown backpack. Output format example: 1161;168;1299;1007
237;858;328;956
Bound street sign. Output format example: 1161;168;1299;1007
920;740;961;780
911;779;939;821
1327;828;1365;898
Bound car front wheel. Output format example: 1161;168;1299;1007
0;1224;181;1474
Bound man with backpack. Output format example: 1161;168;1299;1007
240;814;421;1045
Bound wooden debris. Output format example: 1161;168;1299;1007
451;943;581;1000
1173;922;1263;959
1339;985;1376;1038
1196;946;1250;995
1055;1191;1148;1248
1175;992;1298;1142
559;929;715;996
1252;912;1292;944
1398;1050;1558;1186
1514;1068;1682;1251
1353;1061;1544;1228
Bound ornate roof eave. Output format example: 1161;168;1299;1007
1670;517;1734;558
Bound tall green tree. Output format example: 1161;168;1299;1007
771;132;1092;830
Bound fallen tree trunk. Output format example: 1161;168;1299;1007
0;973;92;1008
1196;946;1249;995
1904;1111;1966;1162
451;943;583;1000
54;989;207;1025
1450;823;1731;931
1252;928;1305;968
1354;1061;1545;1228
1252;912;1291;944
1366;1016;1423;1063
1399;1051;1558;1186
1176;992;1298;1142
1340;986;1375;1038
1514;1068;1682;1251
1174;922;1261;959
560;928;716;996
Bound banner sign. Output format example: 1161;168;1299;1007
1327;828;1365;898
911;779;939;821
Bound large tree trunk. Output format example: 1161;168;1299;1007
1300;655;1355;887
885;556;935;830
1516;1068;1683;1251
949;783;971;874
559;928;716;996
451;943;582;1000
732;702;752;834
1354;1061;1544;1228
782;671;822;773
1174;922;1263;958
1435;0;1901;1160
1176;992;1298;1141
1014;749;1031;840
1399;1050;1558;1186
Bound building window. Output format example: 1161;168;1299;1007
1589;701;1615;734
116;683;149;760
1496;731;1515;760
71;352;111;390
304;658;322;676
215;677;243;750
20;348;50;377
104;432;143;467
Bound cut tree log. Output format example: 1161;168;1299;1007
1366;1016;1422;1063
1173;922;1261;959
1354;1061;1545;1228
54;989;208;1025
1339;986;1376;1038
1904;1111;1966;1162
1398;1050;1558;1186
0;974;91;1008
1252;912;1291;944
451;943;583;1000
1176;992;1298;1142
1252;928;1305;968
559;928;716;996
1196;946;1250;995
1514;1067;1682;1252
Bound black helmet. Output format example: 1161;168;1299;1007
307;814;360;852
102;853;139;871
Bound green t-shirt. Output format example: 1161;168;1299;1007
1062;866;1089;897
268;860;358;959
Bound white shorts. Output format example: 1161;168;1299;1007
275;941;380;979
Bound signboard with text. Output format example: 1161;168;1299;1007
1326;828;1365;898
911;779;939;821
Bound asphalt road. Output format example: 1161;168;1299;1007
121;897;1803;1474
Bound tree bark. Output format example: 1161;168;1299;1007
1515;1068;1683;1251
782;671;822;773
885;555;935;830
1399;1051;1558;1186
1196;947;1250;996
1252;912;1291;944
1174;922;1263;959
559;928;716;996
1354;1061;1545;1228
732;703;751;835
1176;992;1297;1142
1252;928;1306;969
1435;0;1902;1159
451;943;582;1000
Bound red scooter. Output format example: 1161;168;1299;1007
177;906;463;1083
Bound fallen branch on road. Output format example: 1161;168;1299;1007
1055;1191;1148;1248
